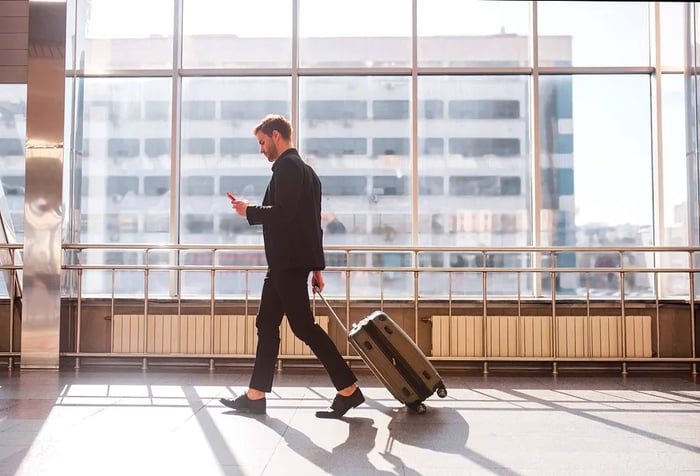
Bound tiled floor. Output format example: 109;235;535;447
0;366;699;476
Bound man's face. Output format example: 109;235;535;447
256;130;279;162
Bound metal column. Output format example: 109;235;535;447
21;0;67;369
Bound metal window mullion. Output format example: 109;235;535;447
653;2;665;245
179;68;294;77
297;67;413;76
411;0;418;250
170;0;184;299
538;66;655;75
292;0;299;144
531;0;543;298
417;66;532;76
686;3;700;247
411;0;420;340
74;69;175;78
68;0;80;248
652;2;666;302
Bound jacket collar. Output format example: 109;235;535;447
272;147;297;171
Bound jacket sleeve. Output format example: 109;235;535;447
246;158;303;226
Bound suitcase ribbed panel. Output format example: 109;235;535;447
362;319;431;398
112;314;328;355
350;311;441;405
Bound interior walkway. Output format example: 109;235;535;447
0;366;698;476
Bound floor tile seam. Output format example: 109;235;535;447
260;407;302;476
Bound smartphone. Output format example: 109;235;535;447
226;192;236;201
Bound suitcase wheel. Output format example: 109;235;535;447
436;384;447;398
409;402;427;414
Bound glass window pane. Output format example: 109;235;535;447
661;75;688;247
144;138;170;158
660;2;685;70
304;100;367;121
421;138;444;155
304;138;367;157
321;176;367;196
76;0;174;69
0;84;26;243
144;176;169;196
180;77;291;244
183;0;292;68
539;75;653;254
145;101;170;121
184;138;215;156
419;177;444;195
220;138;259;156
300;77;412;246
373;176;408;196
373;138;409;157
222;100;289;121
418;0;531;67
220;176;269;201
76;78;172;243
373;100;409;120
538;2;650;67
184;176;214;196
418;76;531;248
0;139;23;156
448;138;521;157
183;101;216;121
449;99;520;119
299;0;411;67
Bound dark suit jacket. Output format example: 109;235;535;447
246;148;325;271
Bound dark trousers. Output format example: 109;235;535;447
249;269;357;393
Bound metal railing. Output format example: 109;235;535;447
2;243;699;373
0;243;23;366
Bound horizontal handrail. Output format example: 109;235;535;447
1;242;698;374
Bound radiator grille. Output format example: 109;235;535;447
431;315;651;358
431;315;483;357
112;314;328;355
432;315;552;357
557;315;652;358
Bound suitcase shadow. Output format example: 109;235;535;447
373;400;519;476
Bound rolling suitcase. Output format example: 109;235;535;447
315;289;447;413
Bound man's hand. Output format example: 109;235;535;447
311;271;324;293
232;199;249;218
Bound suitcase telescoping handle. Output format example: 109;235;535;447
312;286;348;334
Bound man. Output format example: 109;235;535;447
220;114;364;418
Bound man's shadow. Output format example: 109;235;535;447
227;411;394;476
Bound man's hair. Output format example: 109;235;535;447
254;114;292;141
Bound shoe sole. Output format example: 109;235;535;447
219;398;266;414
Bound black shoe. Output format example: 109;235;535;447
220;394;266;414
315;387;365;419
